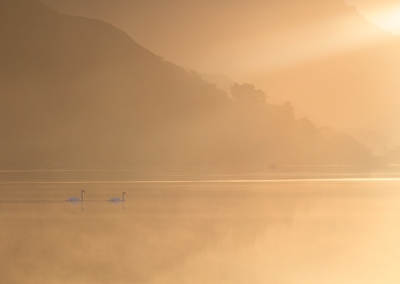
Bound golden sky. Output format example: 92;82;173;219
347;0;400;34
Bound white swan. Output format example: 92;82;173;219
66;190;85;202
108;192;126;202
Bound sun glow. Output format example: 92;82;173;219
369;7;400;35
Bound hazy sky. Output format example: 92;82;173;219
347;0;400;34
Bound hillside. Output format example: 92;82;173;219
0;0;231;168
40;0;400;147
0;0;373;170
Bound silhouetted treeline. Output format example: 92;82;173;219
0;0;373;170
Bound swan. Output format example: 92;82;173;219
108;192;126;202
66;190;85;202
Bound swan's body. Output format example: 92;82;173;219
108;192;126;202
66;197;80;201
67;190;85;202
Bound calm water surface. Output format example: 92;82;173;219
1;169;400;283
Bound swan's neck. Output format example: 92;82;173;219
81;191;85;201
122;192;126;201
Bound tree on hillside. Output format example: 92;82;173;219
230;83;266;104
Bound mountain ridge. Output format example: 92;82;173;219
39;0;400;145
0;0;376;169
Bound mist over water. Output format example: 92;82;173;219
2;169;400;283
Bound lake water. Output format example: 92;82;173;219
1;167;400;284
